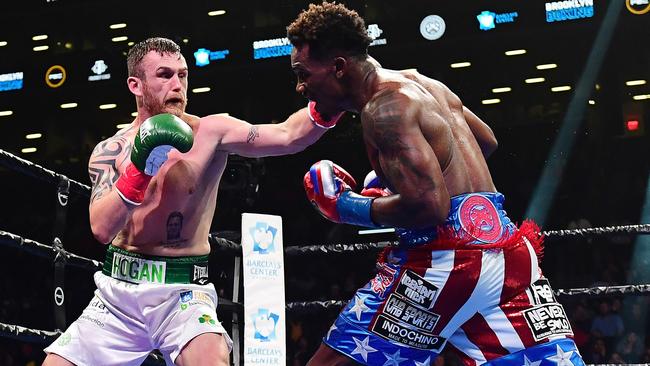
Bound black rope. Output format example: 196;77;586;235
543;224;650;237
0;149;90;197
0;230;101;271
555;284;650;297
285;283;650;312
0;321;60;343
0;321;165;364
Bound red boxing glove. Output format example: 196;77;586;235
360;170;392;198
308;101;344;129
304;160;356;223
115;163;152;206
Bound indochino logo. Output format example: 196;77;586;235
458;195;503;243
251;222;277;254
253;308;280;342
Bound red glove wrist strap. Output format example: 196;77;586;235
115;163;152;205
308;101;344;129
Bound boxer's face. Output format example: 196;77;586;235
291;44;342;108
137;51;189;117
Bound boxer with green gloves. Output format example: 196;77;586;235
115;113;194;205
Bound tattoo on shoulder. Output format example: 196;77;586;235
246;126;260;143
369;102;412;159
88;135;133;202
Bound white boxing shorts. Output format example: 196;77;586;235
44;246;233;366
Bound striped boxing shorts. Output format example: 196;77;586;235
324;192;585;365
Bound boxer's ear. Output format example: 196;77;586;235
333;57;347;79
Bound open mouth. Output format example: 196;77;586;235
166;98;184;105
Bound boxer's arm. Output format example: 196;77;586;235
209;107;329;157
87;133;133;244
463;106;498;158
364;91;450;228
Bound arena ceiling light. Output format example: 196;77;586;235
116;123;130;129
32;34;48;41
0;110;13;117
0;41;7;47
626;79;646;86
536;63;558;70
192;87;211;93
60;103;78;109
482;98;501;105
551;85;572;92
492;87;512;93
25;133;42;139
358;228;395;235
525;77;545;84
450;61;471;68
505;49;526;56
112;36;128;42
127;42;134;46
208;10;226;16
99;103;117;110
131;111;138;117
21;147;37;153
633;94;650;100
33;45;49;52
588;100;596;105
109;23;127;29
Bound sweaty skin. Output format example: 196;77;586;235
291;46;498;229
363;68;498;227
88;51;326;257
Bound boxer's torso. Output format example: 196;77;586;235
361;68;496;197
110;114;229;256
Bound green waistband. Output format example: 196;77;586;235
103;245;209;285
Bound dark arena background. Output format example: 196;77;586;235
0;0;649;365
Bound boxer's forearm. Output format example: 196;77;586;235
275;107;328;153
89;191;132;244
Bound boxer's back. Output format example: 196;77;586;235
373;68;496;197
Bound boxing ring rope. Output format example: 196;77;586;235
2;147;650;365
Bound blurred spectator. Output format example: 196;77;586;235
591;300;624;339
615;332;643;363
585;337;608;364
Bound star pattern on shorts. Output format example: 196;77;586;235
382;349;408;366
326;324;337;341
351;336;378;362
414;356;431;366
546;345;575;366
522;355;542;366
348;294;370;321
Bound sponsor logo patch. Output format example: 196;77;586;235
523;303;573;341
192;264;209;285
530;278;557;305
459;194;503;243
370;263;397;296
395;270;438;309
383;294;440;332
371;315;445;351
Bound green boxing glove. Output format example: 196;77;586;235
115;113;194;205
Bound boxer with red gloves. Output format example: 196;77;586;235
304;160;378;227
289;4;582;366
